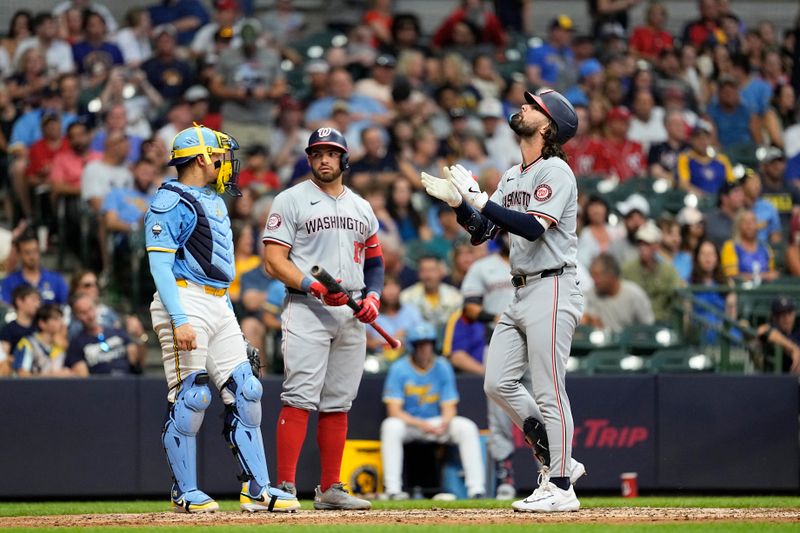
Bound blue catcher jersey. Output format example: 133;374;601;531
145;180;235;288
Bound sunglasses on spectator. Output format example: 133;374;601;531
97;332;110;353
80;280;98;288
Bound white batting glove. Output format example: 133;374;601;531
449;164;488;211
421;167;462;208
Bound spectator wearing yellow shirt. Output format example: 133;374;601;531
675;120;735;196
230;221;261;304
720;210;778;283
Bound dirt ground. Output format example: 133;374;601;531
1;507;799;528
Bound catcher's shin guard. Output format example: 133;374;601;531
523;416;550;467
163;371;212;493
224;361;271;488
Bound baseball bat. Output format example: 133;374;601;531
310;265;402;350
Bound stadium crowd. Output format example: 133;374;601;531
1;0;800;380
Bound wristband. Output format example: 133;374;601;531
300;276;313;292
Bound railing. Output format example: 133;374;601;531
673;281;800;373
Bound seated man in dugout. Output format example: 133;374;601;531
380;322;486;500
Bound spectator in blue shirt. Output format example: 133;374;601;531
305;68;389;143
706;75;758;150
730;53;772;118
741;168;782;245
525;15;576;91
369;276;424;362
72;10;124;75
65;293;143;375
7;87;77;149
148;0;210;46
140;25;195;105
1;232;68;306
0;284;41;361
239;264;285;374
380;322;486;500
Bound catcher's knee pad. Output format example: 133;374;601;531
224;362;270;487
163;371;212;492
522;416;550;467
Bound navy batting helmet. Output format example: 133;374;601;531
524;89;578;144
305;127;349;169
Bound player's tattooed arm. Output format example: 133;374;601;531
454;201;500;245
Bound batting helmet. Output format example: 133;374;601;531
305;127;349;169
407;322;437;346
524;89;578;144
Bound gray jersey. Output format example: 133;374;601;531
489;158;578;275
263;180;379;292
460;253;514;316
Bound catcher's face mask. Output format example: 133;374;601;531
169;123;242;196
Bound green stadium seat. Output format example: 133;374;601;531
649;348;714;373
583;348;646;374
571;325;619;357
619;324;682;355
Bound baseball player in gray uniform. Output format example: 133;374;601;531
422;88;583;512
461;237;585;500
263;128;383;510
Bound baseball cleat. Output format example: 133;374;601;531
170;485;219;513
313;483;371;510
511;482;580;513
570;459;587;485
240;482;301;513
276;481;298;497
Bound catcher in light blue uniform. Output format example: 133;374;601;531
145;124;298;514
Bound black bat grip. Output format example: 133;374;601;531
310;265;361;312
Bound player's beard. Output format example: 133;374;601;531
509;113;538;138
311;166;343;183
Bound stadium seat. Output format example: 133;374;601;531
619;324;682;355
583;348;646;374
571;325;618;357
649;348;714;373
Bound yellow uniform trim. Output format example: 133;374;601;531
146;247;178;253
175;279;227;297
171;321;182;386
441;310;462;357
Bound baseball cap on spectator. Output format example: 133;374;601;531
599;22;626;40
40;110;60;126
375;54;397;68
550;15;574;31
240;19;261;45
215;26;235;41
691;119;714;136
607;106;631;123
153;24;177;38
449;107;468;120
635;220;662;244
616;193;650;217
477;98;503;119
305;59;330;74
332;100;349;114
579;59;603;80
760;146;785;164
717;74;738;88
215;0;238;10
676;206;703;226
772;296;796;315
184;85;210;103
716;179;742;206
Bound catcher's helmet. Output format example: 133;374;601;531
305;127;349;169
407;322;437;346
524;89;578;144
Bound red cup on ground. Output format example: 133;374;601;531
621;472;638;498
